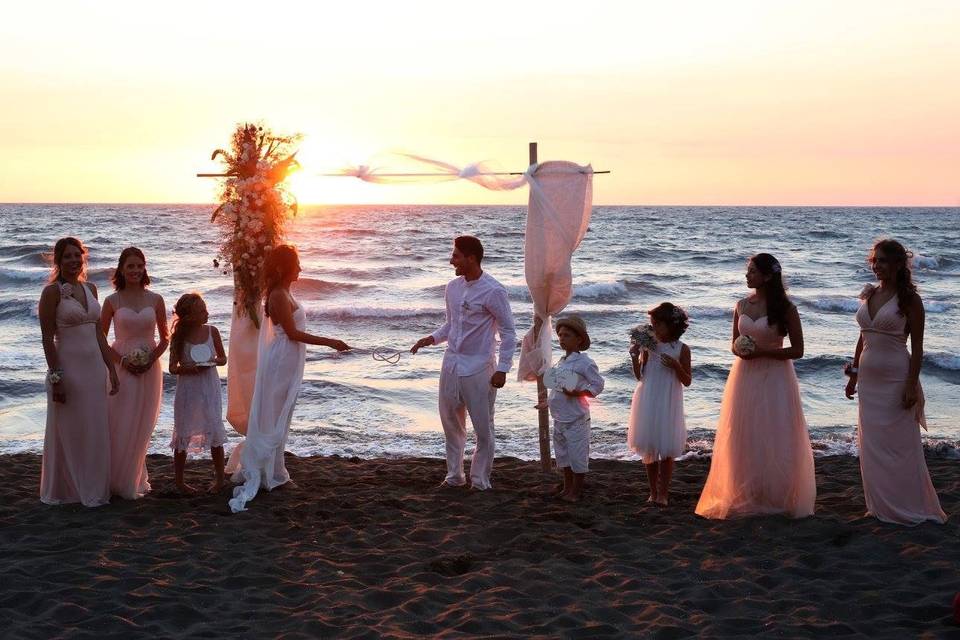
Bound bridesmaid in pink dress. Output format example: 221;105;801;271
696;253;816;519
101;247;168;499
38;237;119;507
845;239;946;525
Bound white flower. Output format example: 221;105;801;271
859;283;877;300
734;334;757;356
59;282;74;297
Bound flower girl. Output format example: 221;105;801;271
627;303;691;506
168;293;228;494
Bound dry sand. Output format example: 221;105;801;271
1;453;958;638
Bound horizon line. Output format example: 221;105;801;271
2;201;959;209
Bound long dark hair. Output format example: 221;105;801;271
262;244;299;319
869;239;916;317
751;253;791;336
48;237;87;284
170;293;205;362
112;247;151;290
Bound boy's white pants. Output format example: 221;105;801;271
439;364;497;489
554;417;590;474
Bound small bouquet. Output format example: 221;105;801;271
843;361;858;377
46;369;63;385
630;324;657;351
126;347;151;368
733;334;757;357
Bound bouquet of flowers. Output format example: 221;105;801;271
733;334;757;356
209;123;302;326
126;347;151;368
630;324;657;351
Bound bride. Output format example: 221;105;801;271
228;244;350;512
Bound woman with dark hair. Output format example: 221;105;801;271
696;253;815;519
100;247;168;499
845;240;946;524
38;237;119;507
228;245;351;512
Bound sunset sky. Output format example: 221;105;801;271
1;1;958;206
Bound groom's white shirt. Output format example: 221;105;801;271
431;271;517;377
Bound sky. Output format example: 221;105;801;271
1;0;958;206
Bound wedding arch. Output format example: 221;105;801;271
200;126;604;469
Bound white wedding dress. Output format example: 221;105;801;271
227;300;306;512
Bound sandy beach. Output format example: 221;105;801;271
1;453;957;638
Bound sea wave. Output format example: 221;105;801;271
0;267;46;285
912;253;939;270
306;306;445;321
291;278;371;297
0;299;37;321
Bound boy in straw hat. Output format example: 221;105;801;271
536;314;604;502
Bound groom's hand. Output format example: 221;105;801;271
490;371;506;388
410;336;435;354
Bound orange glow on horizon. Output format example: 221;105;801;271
1;1;958;206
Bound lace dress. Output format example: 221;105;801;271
171;326;226;452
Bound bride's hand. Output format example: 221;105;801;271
329;339;351;352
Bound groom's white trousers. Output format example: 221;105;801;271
439;364;497;490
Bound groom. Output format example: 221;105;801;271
411;235;517;490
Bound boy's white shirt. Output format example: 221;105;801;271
547;351;605;423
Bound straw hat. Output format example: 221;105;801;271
555;315;591;350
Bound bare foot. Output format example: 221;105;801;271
560;492;581;503
646;495;656;504
175;482;197;495
277;480;299;490
548;484;565;497
654;497;669;507
207;478;227;494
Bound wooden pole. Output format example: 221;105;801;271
529;142;552;473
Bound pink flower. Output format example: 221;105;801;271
859;283;877;300
59;283;74;297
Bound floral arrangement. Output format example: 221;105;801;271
733;334;757;356
126;347;151;368
630;324;657;351
46;369;63;385
859;283;877;300
209;123;301;325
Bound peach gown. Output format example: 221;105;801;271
40;283;111;507
696;308;816;519
855;295;946;525
107;306;162;499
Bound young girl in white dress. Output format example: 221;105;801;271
627;302;692;506
169;293;228;494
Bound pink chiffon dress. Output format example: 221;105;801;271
107;305;163;499
855;294;946;525
696;304;816;519
40;283;111;507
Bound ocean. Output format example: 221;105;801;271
1;204;958;460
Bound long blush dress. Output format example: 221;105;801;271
40;283;111;507
696;306;816;519
855;294;946;525
107;305;163;499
